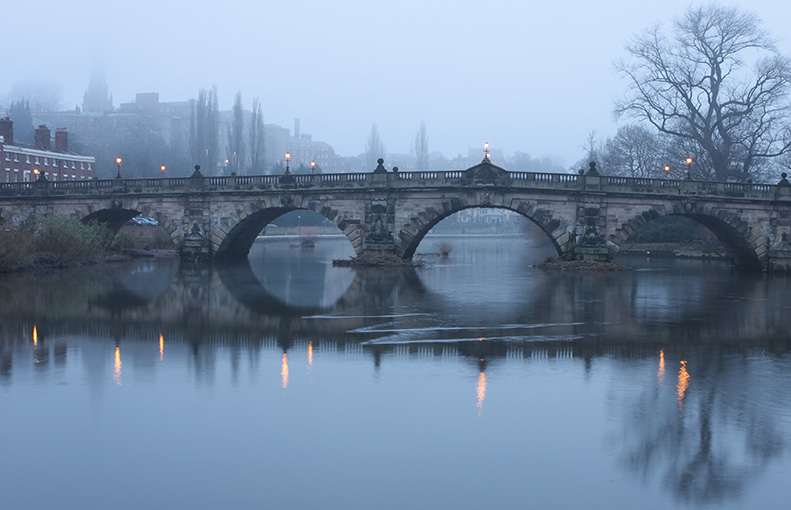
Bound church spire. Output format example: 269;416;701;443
83;46;113;113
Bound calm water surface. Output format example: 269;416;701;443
2;236;791;510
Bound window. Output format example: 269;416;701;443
25;155;30;164
71;161;76;169
14;153;19;162
14;169;19;182
80;162;84;170
23;170;30;182
4;168;9;182
35;156;40;164
72;174;76;180
44;157;49;166
4;153;9;162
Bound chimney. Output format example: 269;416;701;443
55;128;69;152
0;117;13;145
35;125;51;150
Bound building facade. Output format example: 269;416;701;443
0;118;95;183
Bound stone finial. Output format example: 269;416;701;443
191;165;203;178
587;161;600;176
779;172;790;187
373;158;387;174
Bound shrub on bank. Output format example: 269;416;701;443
0;229;36;271
28;215;113;266
0;215;113;271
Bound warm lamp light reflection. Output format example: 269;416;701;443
114;347;123;386
657;350;665;386
281;353;289;388
677;360;689;411
476;370;487;415
33;325;38;347
159;333;164;361
308;341;313;367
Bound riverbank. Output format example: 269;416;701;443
0;221;177;273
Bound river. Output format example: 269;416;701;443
1;235;790;510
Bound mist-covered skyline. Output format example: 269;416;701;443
3;0;791;165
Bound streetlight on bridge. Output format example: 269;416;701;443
685;157;693;179
484;142;491;161
161;165;166;178
115;157;122;179
311;160;316;174
285;152;291;173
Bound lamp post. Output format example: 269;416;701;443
161;165;166;178
664;165;671;177
115;157;122;179
685;157;693;179
484;142;491;161
285;152;291;173
311;160;316;174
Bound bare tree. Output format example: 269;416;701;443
604;125;666;178
571;130;606;173
190;86;220;172
248;97;265;173
226;92;244;175
414;121;429;170
8;79;63;112
615;5;791;182
365;123;385;169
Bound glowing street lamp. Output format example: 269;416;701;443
311;160;316;174
161;165;166;178
484;141;491;161
664;165;671;177
685;157;693;179
115;157;122;179
284;152;291;173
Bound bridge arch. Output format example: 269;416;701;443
610;204;766;269
79;200;181;249
213;204;358;261
394;199;575;260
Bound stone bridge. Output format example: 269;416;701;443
3;159;791;270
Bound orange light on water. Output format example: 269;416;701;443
308;342;313;367
281;353;289;389
476;371;487;415
159;333;164;361
677;360;689;411
114;347;123;386
657;350;665;386
33;326;38;347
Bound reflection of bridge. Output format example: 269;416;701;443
1;260;789;357
3;160;791;269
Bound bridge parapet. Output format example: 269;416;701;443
3;170;788;203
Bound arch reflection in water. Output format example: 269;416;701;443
246;237;355;312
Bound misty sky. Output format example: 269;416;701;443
4;0;791;166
